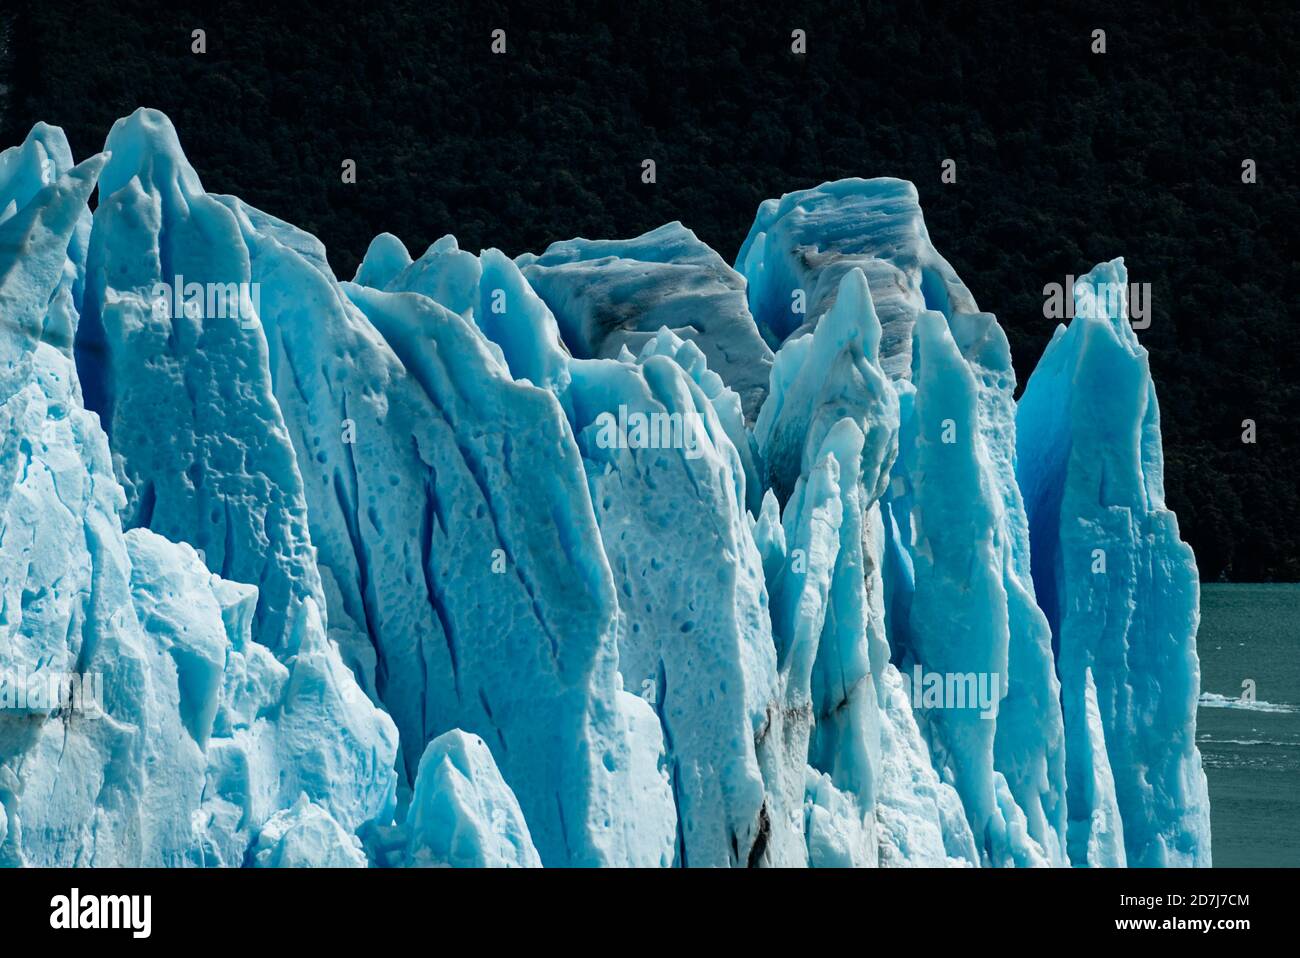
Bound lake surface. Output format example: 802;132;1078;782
1196;583;1300;867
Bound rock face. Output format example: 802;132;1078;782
0;112;1209;868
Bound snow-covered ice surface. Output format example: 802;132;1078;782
0;112;1210;867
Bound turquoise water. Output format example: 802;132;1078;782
1196;583;1300;867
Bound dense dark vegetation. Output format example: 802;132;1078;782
4;0;1296;580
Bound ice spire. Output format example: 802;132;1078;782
1017;258;1210;867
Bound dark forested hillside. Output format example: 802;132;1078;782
4;0;1296;579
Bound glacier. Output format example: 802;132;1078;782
1016;260;1210;866
0;109;1210;867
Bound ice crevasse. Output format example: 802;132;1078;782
0;109;1209;867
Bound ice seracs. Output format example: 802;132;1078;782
402;730;542;868
0;111;1210;868
741;180;1070;866
0;127;396;867
1017;259;1210;867
736;177;977;378
519;222;775;423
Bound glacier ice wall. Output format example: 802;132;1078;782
70;109;675;868
0;126;396;867
737;179;1068;867
754;269;911;867
0;112;1210;867
1016;260;1210;867
368;231;779;866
